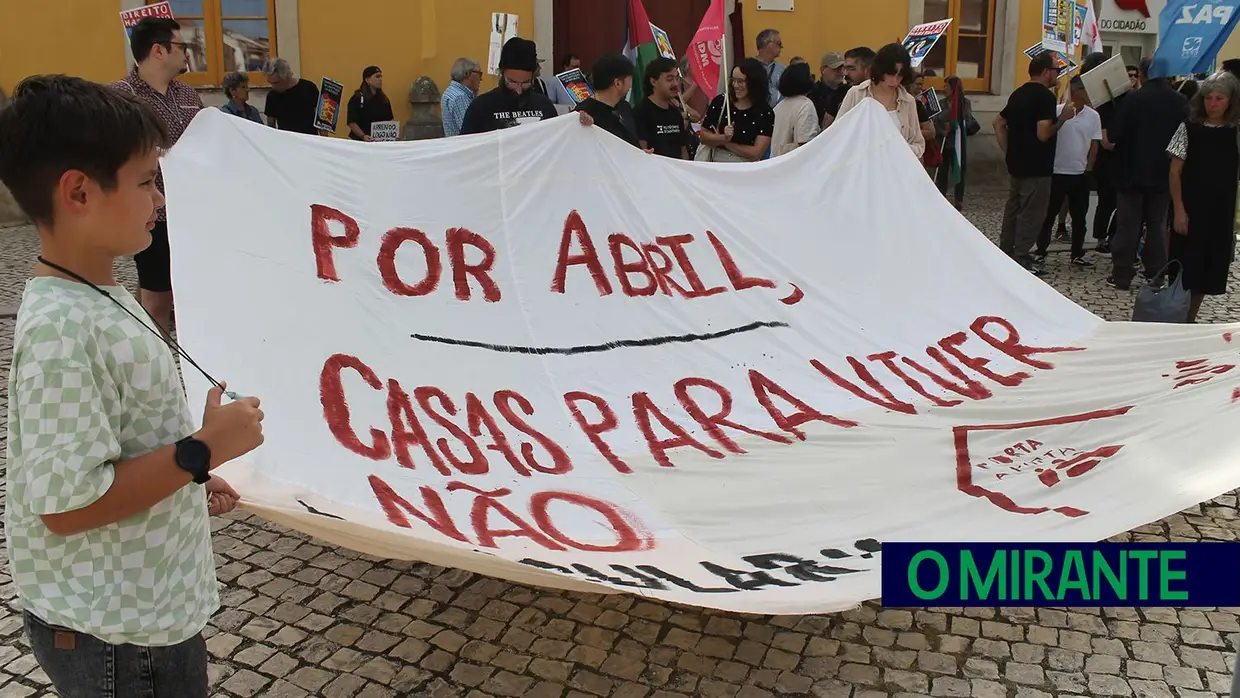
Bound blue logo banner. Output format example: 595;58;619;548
881;542;1240;607
1152;0;1240;77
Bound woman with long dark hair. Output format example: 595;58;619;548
771;62;819;156
346;65;394;141
696;57;774;162
1167;72;1240;322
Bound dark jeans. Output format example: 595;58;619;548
25;611;208;698
1000;175;1052;267
1111;187;1170;287
1037;173;1090;257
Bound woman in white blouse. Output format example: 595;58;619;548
836;43;925;158
771;62;821;156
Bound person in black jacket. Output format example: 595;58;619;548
1105;58;1189;290
345;66;394;141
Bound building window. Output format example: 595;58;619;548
151;0;276;86
919;0;996;93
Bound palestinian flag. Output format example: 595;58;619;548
622;0;660;107
947;87;965;187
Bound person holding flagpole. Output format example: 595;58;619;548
697;58;773;162
933;76;980;210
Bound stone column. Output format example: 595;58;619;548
405;77;444;140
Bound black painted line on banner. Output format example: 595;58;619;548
410;320;791;355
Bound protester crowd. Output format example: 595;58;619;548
0;13;1237;698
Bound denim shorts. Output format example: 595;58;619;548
24;611;208;698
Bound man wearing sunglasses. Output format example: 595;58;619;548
110;17;203;336
461;38;561;134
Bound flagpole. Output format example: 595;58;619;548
722;23;732;127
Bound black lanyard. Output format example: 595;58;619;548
35;256;237;400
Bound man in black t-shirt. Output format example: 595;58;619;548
460;38;560;134
994;52;1077;273
574;54;641;148
634;57;688;159
262;58;323;135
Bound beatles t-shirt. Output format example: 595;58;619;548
702;95;775;146
459;87;558;135
634;99;688;158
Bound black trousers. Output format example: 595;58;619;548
1037;173;1090;258
1093;168;1118;243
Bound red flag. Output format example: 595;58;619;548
686;0;727;102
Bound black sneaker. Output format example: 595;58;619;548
1028;265;1049;277
1032;252;1049;265
1071;256;1094;267
1095;240;1111;254
1105;276;1130;290
1054;232;1071;243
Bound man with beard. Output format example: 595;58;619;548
809;51;848;127
575;54;640;147
461;38;560;134
635;57;689;158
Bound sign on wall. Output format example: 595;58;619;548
1098;0;1170;33
487;13;520;76
163;104;1240;614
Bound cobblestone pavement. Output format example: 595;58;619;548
2;190;1240;698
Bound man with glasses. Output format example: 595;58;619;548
755;29;786;106
461;38;560;134
441;57;483;137
110;17;202;335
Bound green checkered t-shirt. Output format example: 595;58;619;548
5;277;218;646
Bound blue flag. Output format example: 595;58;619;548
1150;0;1240;78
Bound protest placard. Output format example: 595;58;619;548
314;78;344;132
370;120;401;142
902;19;952;68
555;69;594;105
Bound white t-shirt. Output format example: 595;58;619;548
1053;104;1102;175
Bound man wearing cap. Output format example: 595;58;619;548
461;37;561;134
809;52;848;128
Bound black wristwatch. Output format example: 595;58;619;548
175;436;212;484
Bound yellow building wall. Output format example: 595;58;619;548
0;0;126;95
740;0;909;67
298;0;534;135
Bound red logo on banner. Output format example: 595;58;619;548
1115;0;1151;17
1164;358;1236;389
953;407;1134;517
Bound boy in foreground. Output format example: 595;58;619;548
0;75;265;696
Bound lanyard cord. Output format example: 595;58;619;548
35;256;236;399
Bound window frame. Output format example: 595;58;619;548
920;0;997;94
147;0;277;87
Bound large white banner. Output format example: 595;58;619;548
163;103;1240;614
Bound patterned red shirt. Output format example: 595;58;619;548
110;68;204;222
